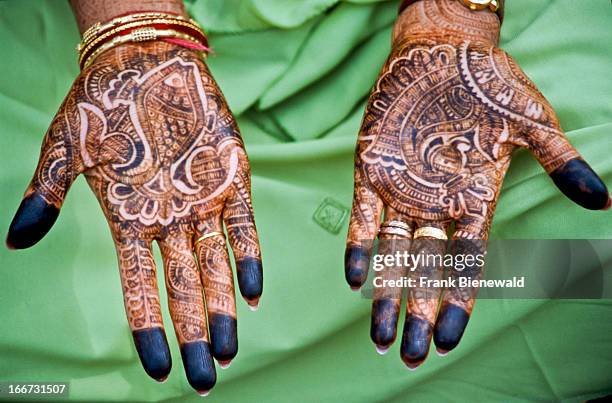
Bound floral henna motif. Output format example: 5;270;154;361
8;41;262;392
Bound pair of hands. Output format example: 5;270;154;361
7;0;609;393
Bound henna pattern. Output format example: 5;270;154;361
347;0;609;369
117;238;164;330
7;41;262;393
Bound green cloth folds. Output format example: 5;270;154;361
0;0;611;401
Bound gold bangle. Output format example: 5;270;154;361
82;28;206;69
413;226;448;240
194;231;225;246
81;12;197;44
78;18;205;64
79;17;204;54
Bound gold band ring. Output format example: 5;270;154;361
413;226;448;240
194;231;225;246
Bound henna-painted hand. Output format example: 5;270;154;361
345;0;610;369
6;42;263;394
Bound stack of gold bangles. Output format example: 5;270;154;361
77;12;209;70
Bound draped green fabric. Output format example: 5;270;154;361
1;0;611;401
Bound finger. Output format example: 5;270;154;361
400;221;448;369
223;167;263;309
370;208;413;353
522;118;610;211
115;237;171;382
194;225;238;368
159;235;216;395
7;109;81;249
345;169;383;290
433;220;487;355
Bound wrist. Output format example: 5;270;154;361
70;0;187;34
392;0;501;48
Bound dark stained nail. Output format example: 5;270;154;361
209;314;238;362
433;304;470;353
550;158;610;210
6;192;59;249
180;341;217;393
236;257;263;304
132;328;172;382
370;299;399;348
400;315;433;366
345;246;370;289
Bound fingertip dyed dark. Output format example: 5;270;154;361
400;316;433;365
209;314;238;362
433;304;470;352
344;246;370;288
237;257;263;301
370;299;399;347
180;341;217;392
132;328;172;381
550;158;610;210
6;192;60;249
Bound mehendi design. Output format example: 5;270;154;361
8;41;262;391
116;238;164;330
347;0;609;369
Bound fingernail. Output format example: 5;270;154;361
6;192;60;250
405;363;420;371
602;197;611;211
370;299;399;348
237;257;263;302
132;328;172;382
433;304;470;353
219;360;232;369
350;286;361;292
247;296;260;309
197;390;210;397
345;246;370;289
400;316;432;366
436;348;449;357
375;345;389;355
209;314;237;362
157;375;168;383
180;341;216;393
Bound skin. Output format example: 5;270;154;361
345;0;610;369
7;1;262;395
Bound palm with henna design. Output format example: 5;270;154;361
7;42;263;393
345;0;609;369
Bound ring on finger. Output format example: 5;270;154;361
194;231;225;246
379;220;412;238
413;226;448;240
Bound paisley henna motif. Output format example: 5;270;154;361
346;0;609;369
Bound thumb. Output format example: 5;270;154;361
7;107;81;249
524;126;610;211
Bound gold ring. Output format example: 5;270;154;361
413;226;448;240
194;231;225;246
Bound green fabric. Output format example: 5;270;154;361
1;0;611;401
